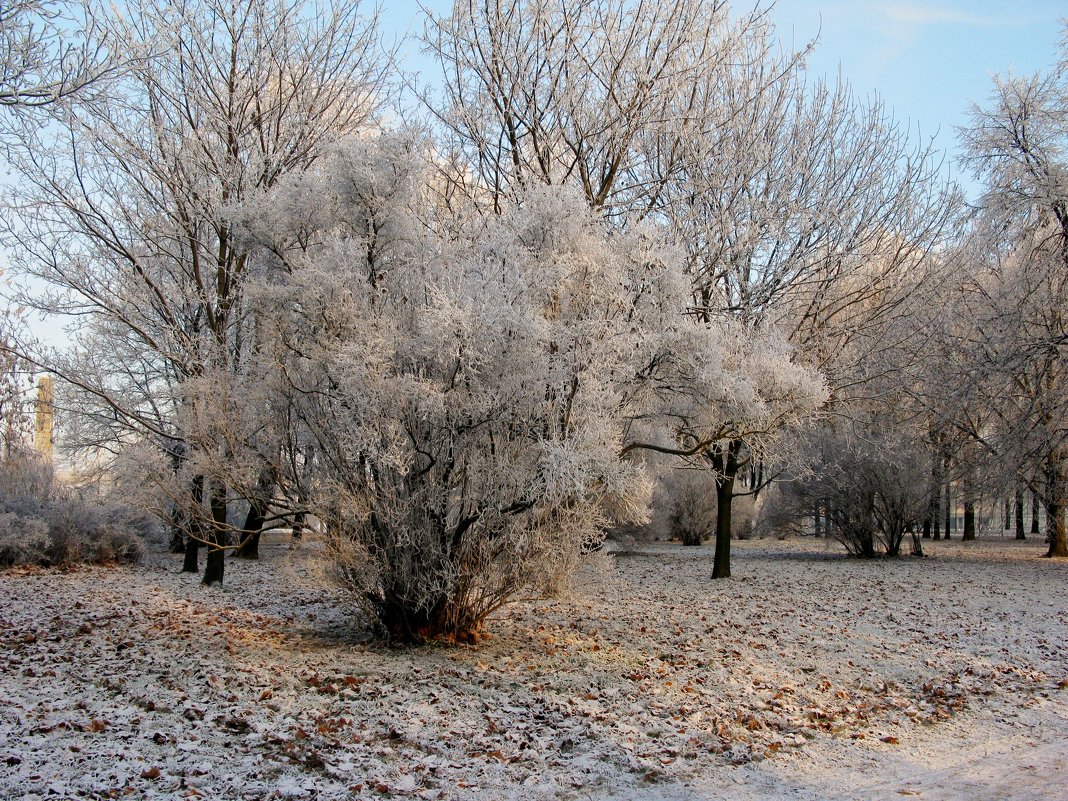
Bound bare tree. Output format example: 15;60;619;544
1;0;390;582
669;68;960;576
955;43;1068;558
421;0;793;218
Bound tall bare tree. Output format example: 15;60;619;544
955;42;1068;558
669;75;960;576
422;0;791;218
1;0;389;582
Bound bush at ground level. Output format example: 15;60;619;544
0;453;152;567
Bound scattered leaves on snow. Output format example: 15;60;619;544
1;537;1065;800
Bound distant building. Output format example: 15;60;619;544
34;376;54;460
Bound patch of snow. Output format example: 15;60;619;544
1;536;1065;800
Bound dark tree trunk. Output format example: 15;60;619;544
1046;500;1067;557
203;478;228;586
885;525;903;557
1031;491;1041;534
712;474;734;578
962;499;976;541
181;533;201;573
909;524;924;557
234;467;276;560
233;507;264;559
1004;497;1011;531
943;481;952;539
181;475;205;574
1015;488;1026;540
1045;455;1067;558
814;500;823;538
710;439;742;580
203;545;225;585
924;458;939;540
291;509;306;542
166;440;187;553
169;504;188;553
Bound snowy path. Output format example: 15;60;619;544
863;737;1068;801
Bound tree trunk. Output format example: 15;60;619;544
166;440;187;553
169;504;188;553
924;456;939;540
927;448;944;542
233;506;264;559
1046;500;1067;557
1004;497;1011;530
885;524;903;557
234;466;276;560
943;481;952;539
291;509;306;542
932;482;941;540
710;439;742;580
909;524;924;557
180;475;205;574
1014;488;1026;540
203;477;228;586
1046;501;1063;559
712;474;733;578
814;500;823;538
181;532;201;573
1031;491;1040;534
962;499;976;541
1045;455;1067;558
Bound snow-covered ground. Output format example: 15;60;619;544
1;535;1065;800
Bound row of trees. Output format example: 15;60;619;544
1;0;1065;641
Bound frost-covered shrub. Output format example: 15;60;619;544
0;512;50;566
237;137;740;642
0;452;149;567
664;471;716;546
91;524;146;563
774;425;932;557
751;484;809;539
40;496;147;565
233;132;824;640
0;453;54;506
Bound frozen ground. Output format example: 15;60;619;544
1;535;1065;800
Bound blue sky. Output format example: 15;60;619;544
771;0;1064;195
383;0;1066;199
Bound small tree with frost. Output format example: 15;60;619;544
776;424;933;558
